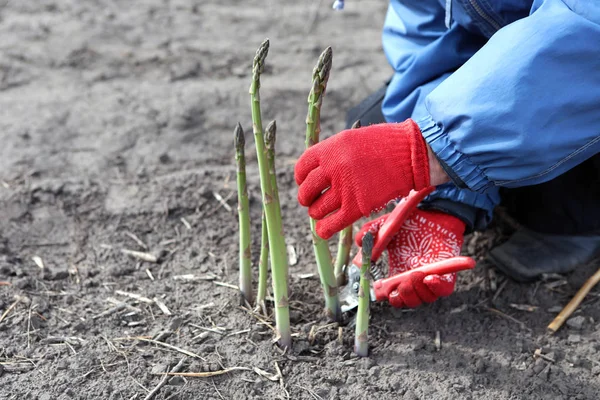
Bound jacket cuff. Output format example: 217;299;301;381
417;115;495;193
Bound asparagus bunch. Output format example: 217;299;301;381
249;39;292;348
234;123;253;305
305;47;342;322
354;231;373;357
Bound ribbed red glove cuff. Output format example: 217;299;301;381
396;119;430;191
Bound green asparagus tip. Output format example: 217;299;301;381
351;119;361;129
362;231;373;258
318;46;333;82
253;38;270;73
234;122;245;149
265;120;276;149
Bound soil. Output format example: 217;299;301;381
1;1;600;399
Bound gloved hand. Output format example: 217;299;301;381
294;119;430;240
356;208;465;308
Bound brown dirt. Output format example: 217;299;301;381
1;1;599;399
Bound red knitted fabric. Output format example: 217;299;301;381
295;119;430;239
356;209;465;308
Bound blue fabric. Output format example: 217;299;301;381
381;0;600;226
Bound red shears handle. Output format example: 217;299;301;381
373;256;476;302
352;186;435;267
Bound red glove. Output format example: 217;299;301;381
356;208;465;308
294;120;430;240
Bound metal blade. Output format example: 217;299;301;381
339;264;376;313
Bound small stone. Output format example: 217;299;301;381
240;344;253;354
48;270;69;281
168;317;183;331
567;334;582;344
591;365;600;376
566;316;586;330
357;357;376;370
168;376;186;386
57;359;68;370
368;366;382;378
324;341;343;357
315;388;329;398
14;278;30;289
532;359;545;374
110;265;135;277
72;322;86;332
412;338;427;351
452;384;465;392
159;153;171;164
568;355;581;367
403;390;418;400
547;306;563;313
474;359;486;374
289;310;302;324
151;363;168;375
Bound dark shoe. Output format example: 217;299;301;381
344;79;390;129
488;228;600;282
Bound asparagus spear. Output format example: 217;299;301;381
234;123;253;305
334;120;361;286
255;211;269;315
265;121;282;227
334;226;353;287
354;231;373;357
249;39;292;348
305;46;342;322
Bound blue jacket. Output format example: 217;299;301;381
381;0;600;226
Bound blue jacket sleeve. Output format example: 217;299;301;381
420;0;600;193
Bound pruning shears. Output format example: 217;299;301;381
339;187;476;313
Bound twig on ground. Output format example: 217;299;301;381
547;267;600;333
189;323;227;335
214;281;239;290
167;366;251;377
121;249;158;263
492;279;508;302
180;217;192;230
145;269;154;281
485;307;530;331
274;361;288;398
124;231;148;250
115;337;205;360
227;329;251;337
294;384;324;400
144;357;186;400
533;348;556;363
211;379;225;400
0;297;21;324
115;290;153;304
212;192;232;212
253;366;279;381
153;298;172;316
173;274;217;282
239;306;276;333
